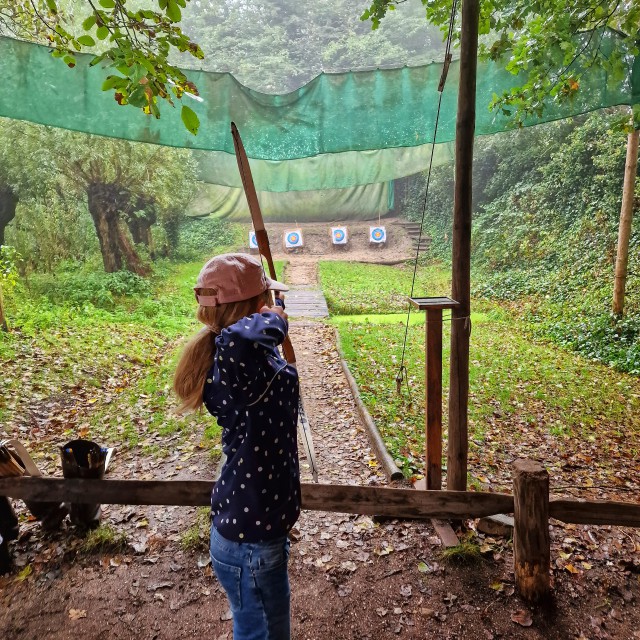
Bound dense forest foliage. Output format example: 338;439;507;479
399;110;640;373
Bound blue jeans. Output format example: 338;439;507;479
210;526;291;640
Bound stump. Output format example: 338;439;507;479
513;459;551;602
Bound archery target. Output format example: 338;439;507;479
249;231;258;249
284;229;304;248
370;226;387;243
331;227;348;245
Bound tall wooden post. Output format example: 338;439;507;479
448;0;479;491
513;459;551;602
426;308;443;489
613;129;639;316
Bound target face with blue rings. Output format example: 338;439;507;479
284;229;303;248
332;227;347;244
249;232;258;248
370;226;386;243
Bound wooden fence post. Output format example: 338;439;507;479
513;459;551;602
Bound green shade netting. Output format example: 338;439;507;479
0;28;636;197
187;181;394;221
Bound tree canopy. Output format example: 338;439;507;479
363;0;640;127
0;0;204;133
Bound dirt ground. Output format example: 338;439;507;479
2;237;640;640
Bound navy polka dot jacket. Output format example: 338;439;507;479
203;308;301;542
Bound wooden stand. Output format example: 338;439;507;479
410;297;460;548
410;297;459;489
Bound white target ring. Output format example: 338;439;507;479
370;226;387;243
331;227;348;245
284;229;304;248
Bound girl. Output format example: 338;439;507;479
174;253;301;640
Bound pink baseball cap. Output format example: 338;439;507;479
194;253;288;307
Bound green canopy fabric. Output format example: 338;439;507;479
0;29;636;195
187;181;394;221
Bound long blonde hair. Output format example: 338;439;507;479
173;288;271;412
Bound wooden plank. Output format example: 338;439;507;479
426;307;443;489
513;460;550;602
410;297;459;310
0;477;514;519
549;499;640;527
431;518;460;547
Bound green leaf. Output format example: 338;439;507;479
181;104;199;135
89;53;107;67
77;35;96;47
82;15;97;30
45;0;58;13
166;0;182;22
96;26;109;40
101;75;126;91
63;55;77;68
99;0;116;7
128;85;148;108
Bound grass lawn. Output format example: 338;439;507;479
327;262;640;496
1;250;286;468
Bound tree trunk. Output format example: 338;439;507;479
0;280;8;332
116;220;150;276
87;184;122;273
0;186;18;246
448;0;479;491
612;129;639;316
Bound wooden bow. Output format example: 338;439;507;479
231;122;318;482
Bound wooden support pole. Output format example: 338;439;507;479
613;129;639;316
426;308;443;489
513;459;551;602
448;0;479;491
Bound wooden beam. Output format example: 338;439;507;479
448;0;480;491
549;499;640;527
2;478;638;527
0;477;514;519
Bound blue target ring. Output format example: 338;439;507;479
371;227;385;241
333;229;345;242
249;232;258;248
287;232;300;245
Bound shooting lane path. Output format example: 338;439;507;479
283;256;448;638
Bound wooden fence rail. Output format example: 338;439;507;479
1;477;639;527
2;464;639;603
0;477;514;520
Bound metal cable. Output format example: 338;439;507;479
396;0;459;395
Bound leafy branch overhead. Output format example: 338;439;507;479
362;0;639;128
0;0;203;133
